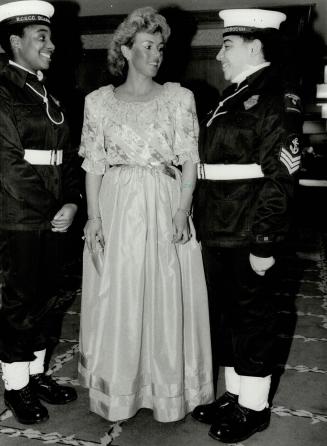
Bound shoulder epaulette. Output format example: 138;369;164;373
284;92;302;114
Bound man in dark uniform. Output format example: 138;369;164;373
192;8;302;443
0;1;80;424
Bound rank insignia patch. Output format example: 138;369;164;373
279;134;301;174
243;95;259;110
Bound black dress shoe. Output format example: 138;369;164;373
30;373;77;405
192;391;238;424
209;402;270;443
4;384;49;424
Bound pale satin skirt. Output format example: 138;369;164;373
78;165;214;422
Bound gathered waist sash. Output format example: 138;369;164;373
112;162;176;179
24;149;63;166
198;163;264;180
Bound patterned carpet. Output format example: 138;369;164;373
0;227;326;445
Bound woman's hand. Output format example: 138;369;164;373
83;218;105;253
172;209;191;244
51;203;78;232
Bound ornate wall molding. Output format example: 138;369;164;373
79;46;220;61
78;6;313;36
78;10;223;35
79;6;314;53
81;29;223;50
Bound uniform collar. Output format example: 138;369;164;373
206;64;271;127
1;61;42;89
9;60;43;81
232;62;271;86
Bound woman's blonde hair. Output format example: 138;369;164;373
108;6;171;77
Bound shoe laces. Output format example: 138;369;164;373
32;373;57;387
217;391;237;407
20;385;40;406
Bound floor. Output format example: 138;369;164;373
0;212;326;445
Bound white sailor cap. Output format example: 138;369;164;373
219;9;286;36
0;1;54;27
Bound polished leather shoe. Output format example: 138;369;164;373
192;391;238;424
30;373;77;405
4;384;49;424
209;402;270;443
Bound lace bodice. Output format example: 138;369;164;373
79;82;200;174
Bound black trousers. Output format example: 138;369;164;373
0;230;62;363
202;245;279;382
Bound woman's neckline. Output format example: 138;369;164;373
112;83;166;104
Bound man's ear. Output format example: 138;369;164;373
250;38;263;56
121;44;130;61
10;35;21;51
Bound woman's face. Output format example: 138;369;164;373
124;31;164;78
12;24;55;73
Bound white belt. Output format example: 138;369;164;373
24;149;63;165
198;163;264;180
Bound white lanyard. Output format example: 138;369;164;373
25;82;64;125
9;60;44;81
206;84;248;127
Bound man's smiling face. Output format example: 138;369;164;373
216;35;253;82
13;24;55;73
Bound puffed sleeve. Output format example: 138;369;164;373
78;88;107;175
173;86;200;165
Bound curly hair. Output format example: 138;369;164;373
107;6;171;77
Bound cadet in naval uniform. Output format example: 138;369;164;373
191;9;302;443
0;1;80;424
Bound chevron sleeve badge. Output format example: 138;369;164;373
279;134;301;174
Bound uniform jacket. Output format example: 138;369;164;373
193;65;303;257
0;64;80;230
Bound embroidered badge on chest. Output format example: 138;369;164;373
243;95;259;110
50;95;61;107
279;134;301;174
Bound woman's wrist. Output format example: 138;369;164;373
87;215;101;221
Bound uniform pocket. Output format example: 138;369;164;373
14;103;46;148
205;181;255;236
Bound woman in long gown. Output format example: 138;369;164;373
78;7;214;423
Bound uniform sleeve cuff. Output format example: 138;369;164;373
63;193;82;206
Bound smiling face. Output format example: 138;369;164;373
11;24;55;73
217;35;253;82
123;31;164;78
